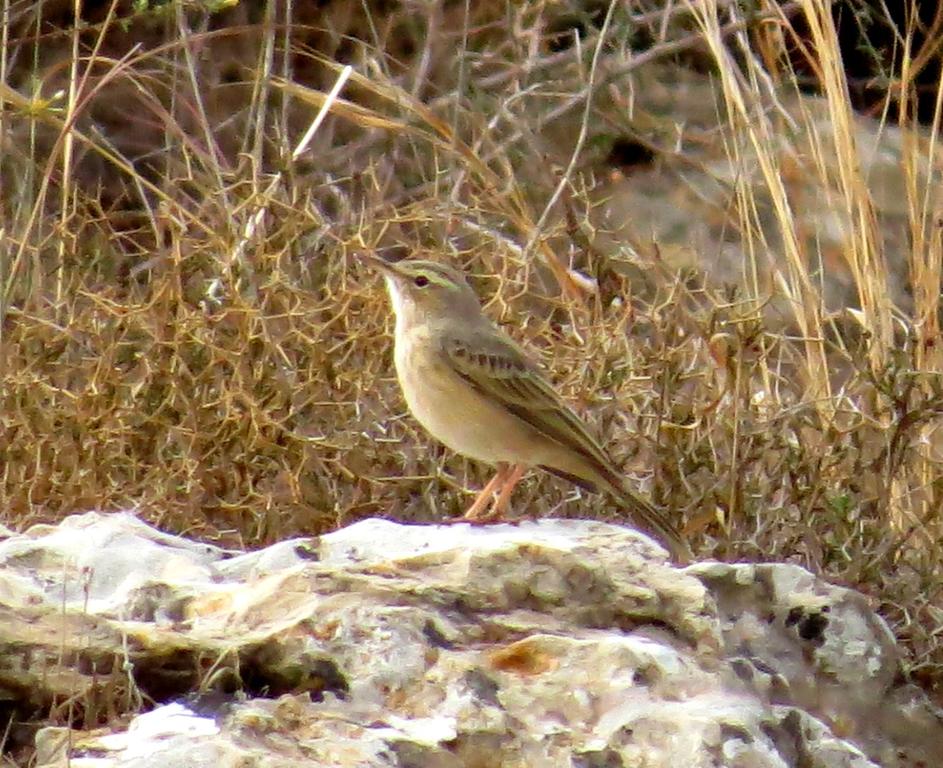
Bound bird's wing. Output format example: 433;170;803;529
440;325;611;472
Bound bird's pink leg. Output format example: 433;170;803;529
462;462;512;521
477;463;527;522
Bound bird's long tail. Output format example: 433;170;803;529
543;462;691;563
611;483;691;564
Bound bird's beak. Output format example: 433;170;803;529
357;252;398;277
358;252;409;316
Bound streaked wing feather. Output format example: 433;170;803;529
442;329;610;469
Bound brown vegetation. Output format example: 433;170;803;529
2;0;943;714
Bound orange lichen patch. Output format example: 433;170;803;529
488;639;559;676
309;619;342;642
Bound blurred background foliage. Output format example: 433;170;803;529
2;0;943;700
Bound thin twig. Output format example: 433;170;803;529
523;0;619;259
226;64;353;270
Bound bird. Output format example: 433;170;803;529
362;254;689;562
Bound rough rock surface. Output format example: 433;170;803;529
0;512;937;766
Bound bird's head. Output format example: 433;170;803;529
362;255;484;330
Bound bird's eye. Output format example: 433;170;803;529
413;275;430;288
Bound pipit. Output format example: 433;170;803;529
364;255;689;561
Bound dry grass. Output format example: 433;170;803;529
2;0;943;712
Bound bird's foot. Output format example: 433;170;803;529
441;510;518;526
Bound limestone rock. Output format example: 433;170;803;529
0;512;935;766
